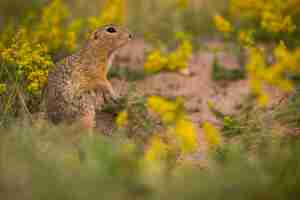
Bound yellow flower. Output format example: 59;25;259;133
214;15;233;33
167;39;193;71
207;100;216;111
148;96;198;155
238;30;254;46
148;96;176;112
202;122;222;150
144;33;193;73
144;50;168;73
146;96;199;161
274;42;300;73
174;118;198;154
258;93;270;107
276;79;295;92
249;78;263;95
144;136;168;162
116;110;128;128
27;82;40;94
147;96;183;123
0;84;7;94
261;11;296;33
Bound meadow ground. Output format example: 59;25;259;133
97;38;289;156
1;0;300;199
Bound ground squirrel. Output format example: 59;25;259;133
46;25;132;129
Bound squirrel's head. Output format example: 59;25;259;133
88;25;132;56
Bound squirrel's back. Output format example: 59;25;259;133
46;59;74;123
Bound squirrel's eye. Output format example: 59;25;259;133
106;27;117;33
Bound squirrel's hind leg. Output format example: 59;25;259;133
78;96;96;133
81;111;96;130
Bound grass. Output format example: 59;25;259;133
212;56;245;82
274;92;300;135
216;93;300;152
1;121;300;200
1;80;300;200
1;93;300;200
108;66;147;82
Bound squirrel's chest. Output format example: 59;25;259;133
71;64;107;90
107;52;115;72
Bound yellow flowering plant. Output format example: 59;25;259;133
144;50;168;74
32;0;83;53
238;30;255;46
113;94;197;165
174;118;198;154
88;0;127;30
230;0;298;34
116;110;129;128
146;96;198;162
202;122;222;151
147;96;184;124
245;44;298;106
0;84;7;95
167;39;193;71
1;29;54;95
214;0;300;106
144;136;169;162
144;36;193;74
0;22;15;51
214;15;233;34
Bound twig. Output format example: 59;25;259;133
16;87;33;122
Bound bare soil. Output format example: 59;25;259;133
95;39;253;157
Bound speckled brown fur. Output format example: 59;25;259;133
46;25;132;129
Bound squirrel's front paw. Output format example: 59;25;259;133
103;91;120;104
